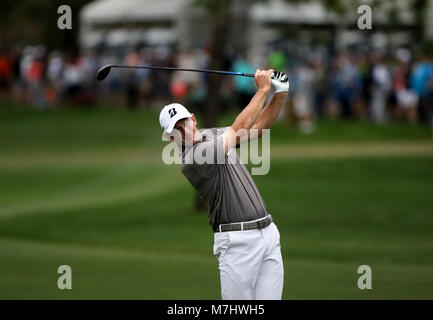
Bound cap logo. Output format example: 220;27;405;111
168;108;177;118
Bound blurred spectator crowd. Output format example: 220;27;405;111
0;44;432;130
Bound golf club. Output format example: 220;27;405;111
96;64;256;81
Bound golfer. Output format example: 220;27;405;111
159;69;289;300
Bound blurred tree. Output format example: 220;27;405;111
192;0;231;212
194;0;230;130
411;0;429;40
192;0;261;212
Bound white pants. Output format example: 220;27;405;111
213;222;284;300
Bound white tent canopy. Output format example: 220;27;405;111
250;0;416;25
79;0;425;50
80;0;188;24
80;0;187;47
250;0;337;24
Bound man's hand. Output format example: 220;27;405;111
271;71;289;93
255;69;273;93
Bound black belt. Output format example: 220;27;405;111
214;215;273;233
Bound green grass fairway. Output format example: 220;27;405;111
0;108;432;299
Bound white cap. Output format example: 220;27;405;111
159;103;192;133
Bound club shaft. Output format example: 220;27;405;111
109;65;255;77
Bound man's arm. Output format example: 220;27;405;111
221;69;273;153
250;92;288;137
241;72;289;142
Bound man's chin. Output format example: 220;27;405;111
183;139;195;146
183;136;198;146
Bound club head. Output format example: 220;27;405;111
96;65;112;81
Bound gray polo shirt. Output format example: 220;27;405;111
180;127;269;231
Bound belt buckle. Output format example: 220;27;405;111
258;218;267;229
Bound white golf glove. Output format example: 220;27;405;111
271;71;289;93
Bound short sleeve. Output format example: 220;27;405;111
218;126;229;133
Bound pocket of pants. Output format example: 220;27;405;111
213;232;230;258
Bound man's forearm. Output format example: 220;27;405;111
231;89;269;131
253;92;288;131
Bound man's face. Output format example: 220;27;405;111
172;114;198;146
